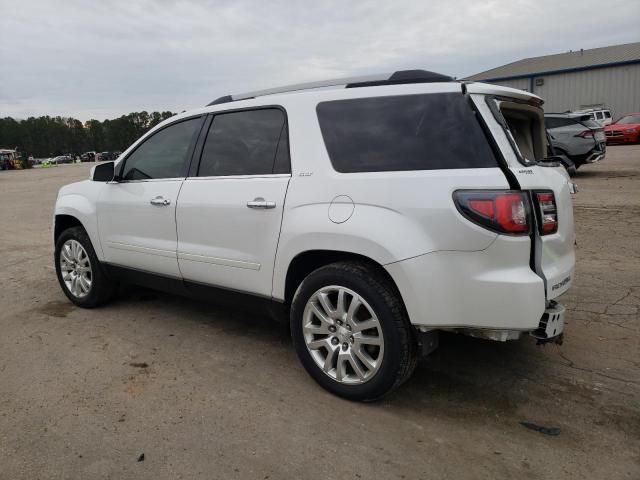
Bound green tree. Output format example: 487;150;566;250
0;110;176;158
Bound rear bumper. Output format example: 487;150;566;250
453;300;566;342
584;150;605;164
385;237;546;331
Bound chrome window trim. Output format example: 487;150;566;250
114;177;185;184
185;173;292;181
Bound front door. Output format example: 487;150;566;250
177;108;290;297
97;116;203;277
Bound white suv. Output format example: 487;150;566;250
574;108;613;126
53;70;575;400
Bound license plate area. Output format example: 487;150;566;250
531;301;565;341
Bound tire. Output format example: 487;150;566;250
54;226;117;308
290;261;417;401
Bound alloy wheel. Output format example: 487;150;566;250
302;285;384;385
59;239;92;298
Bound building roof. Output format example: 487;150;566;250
466;41;640;81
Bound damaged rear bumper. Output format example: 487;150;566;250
452;300;566;343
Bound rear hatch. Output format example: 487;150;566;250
576;115;606;152
466;83;575;299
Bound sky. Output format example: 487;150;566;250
1;0;639;121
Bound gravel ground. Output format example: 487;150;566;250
1;147;638;479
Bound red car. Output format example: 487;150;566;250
604;113;640;144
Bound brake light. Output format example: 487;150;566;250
454;191;529;235
535;191;558;234
575;130;595;138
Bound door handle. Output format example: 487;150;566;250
247;197;276;209
150;196;171;206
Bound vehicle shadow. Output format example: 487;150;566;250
387;332;552;415
117;285;553;415
573;169;638;179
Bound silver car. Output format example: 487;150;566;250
545;113;606;171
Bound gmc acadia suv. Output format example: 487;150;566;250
53;70;576;400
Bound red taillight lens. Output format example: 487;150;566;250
468;199;494;218
535;191;558;234
454;191;530;235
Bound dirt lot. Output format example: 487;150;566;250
1;147;638;480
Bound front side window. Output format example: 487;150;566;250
198;108;287;177
121;118;200;180
316;93;498;173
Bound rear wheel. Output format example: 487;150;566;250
290;262;417;401
55;226;117;308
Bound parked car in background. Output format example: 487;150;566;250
574;108;613;126
53;70;575;400
604;113;640;144
51;155;73;164
81;152;97;162
545;113;606;172
96;152;114;162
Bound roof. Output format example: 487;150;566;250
207;70;454;106
466;41;640;81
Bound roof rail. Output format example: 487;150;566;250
206;69;454;106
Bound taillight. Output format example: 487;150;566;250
454;191;529;235
575;130;595;138
535;191;558;234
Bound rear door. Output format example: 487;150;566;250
468;87;575;299
176;108;290;297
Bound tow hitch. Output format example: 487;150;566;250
531;300;565;345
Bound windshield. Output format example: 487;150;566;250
615;115;640;125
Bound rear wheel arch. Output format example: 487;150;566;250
284;250;406;309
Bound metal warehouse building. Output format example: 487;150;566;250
466;42;640;118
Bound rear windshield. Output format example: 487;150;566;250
545;117;576;129
316;93;498;173
616;115;640;125
580;119;602;129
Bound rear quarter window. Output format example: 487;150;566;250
316;93;498;173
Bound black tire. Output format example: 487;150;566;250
290;261;417;401
54;226;117;308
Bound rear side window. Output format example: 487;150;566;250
604;111;611;118
198;108;288;177
316;93;498;173
121;118;200;180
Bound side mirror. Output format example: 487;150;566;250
90;161;115;182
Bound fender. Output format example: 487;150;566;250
55;183;105;260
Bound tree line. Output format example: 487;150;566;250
0;111;176;158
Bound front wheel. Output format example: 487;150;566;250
55;226;117;308
290;262;417;401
